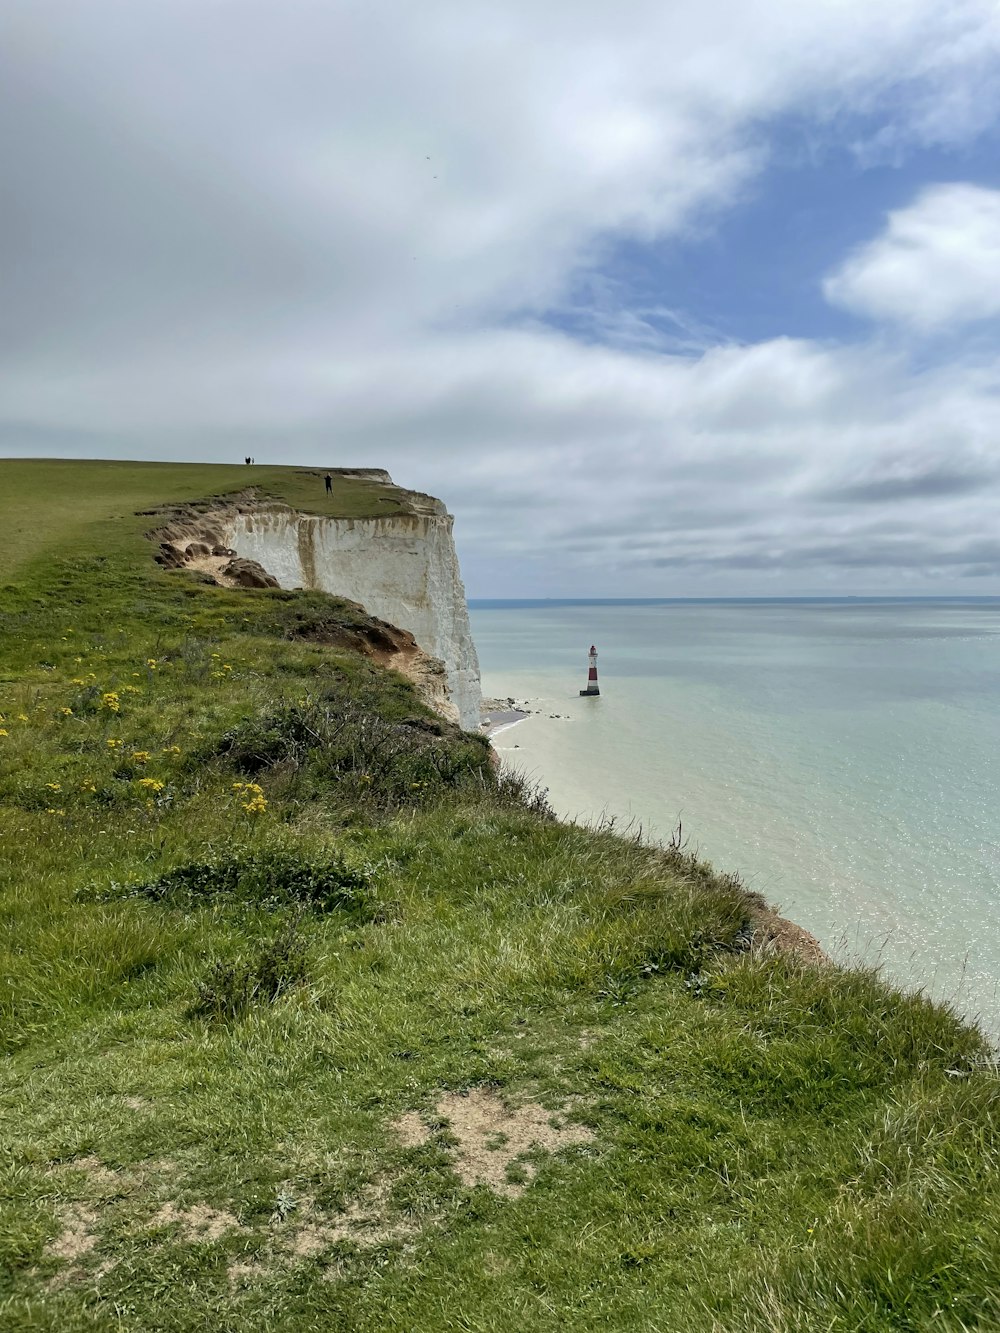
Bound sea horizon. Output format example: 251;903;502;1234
470;595;1000;606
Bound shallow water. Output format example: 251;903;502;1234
470;599;1000;1036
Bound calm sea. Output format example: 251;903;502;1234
469;599;1000;1036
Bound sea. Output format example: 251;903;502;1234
469;598;1000;1038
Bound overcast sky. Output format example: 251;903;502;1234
4;0;1000;596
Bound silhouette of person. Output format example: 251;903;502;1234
324;473;333;494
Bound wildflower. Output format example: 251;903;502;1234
137;777;165;793
122;685;141;694
106;738;122;749
242;793;268;815
147;658;157;667
59;706;73;716
162;745;182;756
74;656;83;664
222;663;233;671
131;751;150;764
0;729;7;737
45;782;62;791
80;781;97;793
71;678;86;686
211;652;221;658
101;692;120;713
17;714;28;722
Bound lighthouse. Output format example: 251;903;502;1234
579;644;600;697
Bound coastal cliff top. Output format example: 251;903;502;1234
0;458;442;580
2;458;998;1331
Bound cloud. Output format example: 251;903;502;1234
824;183;1000;330
3;1;1000;593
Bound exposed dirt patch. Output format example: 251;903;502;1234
274;1187;414;1259
393;1111;431;1150
394;1089;594;1198
45;1203;99;1263
76;1158;126;1195
748;901;828;965
228;1261;270;1287
186;553;239;586
122;1095;151;1111
45;1156;142;1202
150;1201;242;1243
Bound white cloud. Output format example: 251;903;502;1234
3;1;1000;592
824;183;1000;330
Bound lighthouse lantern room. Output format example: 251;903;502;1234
579;644;600;697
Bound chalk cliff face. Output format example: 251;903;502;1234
222;507;482;730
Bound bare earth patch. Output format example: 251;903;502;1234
227;1261;270;1287
275;1188;414;1259
394;1088;593;1197
150;1201;242;1243
45;1203;99;1263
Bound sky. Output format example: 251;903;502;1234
4;0;1000;597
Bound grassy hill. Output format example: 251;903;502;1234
1;459;998;1332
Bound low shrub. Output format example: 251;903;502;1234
189;920;310;1021
90;846;375;917
211;696;495;810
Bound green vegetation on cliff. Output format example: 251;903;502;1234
1;460;998;1332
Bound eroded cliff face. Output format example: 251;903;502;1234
222;508;482;730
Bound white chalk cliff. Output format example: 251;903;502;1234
221;503;482;730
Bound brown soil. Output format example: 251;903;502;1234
150;1201;242;1243
45;1204;99;1263
274;1187;414;1258
746;897;828;964
394;1088;593;1198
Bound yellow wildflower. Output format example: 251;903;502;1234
0;729;8;737
137;777;165;792
80;781;97;793
162;745;182;756
242;794;268;815
45;782;62;792
71;678;86;686
59;706;73;716
131;751;150;764
101;692;120;713
17;714;28;722
106;738;122;749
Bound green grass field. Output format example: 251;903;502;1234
2;459;999;1332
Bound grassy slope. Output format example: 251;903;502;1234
1;459;998;1333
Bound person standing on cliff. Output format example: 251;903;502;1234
324;472;333;494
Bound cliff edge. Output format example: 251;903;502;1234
147;475;482;731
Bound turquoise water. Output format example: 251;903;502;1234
470;600;1000;1035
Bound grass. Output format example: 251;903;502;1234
1;458;998;1331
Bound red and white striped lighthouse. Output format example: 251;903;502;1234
579;644;600;697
